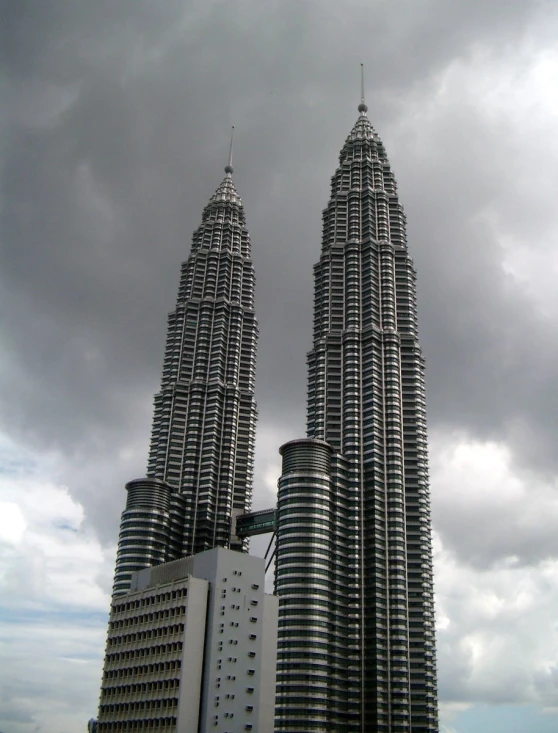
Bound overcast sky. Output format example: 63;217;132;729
2;1;558;731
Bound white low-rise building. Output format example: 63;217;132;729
97;548;277;733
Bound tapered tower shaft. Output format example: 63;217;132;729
112;156;258;596
275;101;437;731
146;166;258;554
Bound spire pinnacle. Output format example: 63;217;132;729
358;63;368;114
225;126;234;175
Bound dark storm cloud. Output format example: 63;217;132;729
398;101;558;474
2;0;556;543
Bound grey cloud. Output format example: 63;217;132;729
433;480;558;571
435;558;558;706
2;0;546;447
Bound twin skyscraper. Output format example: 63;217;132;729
98;87;438;732
111;136;258;598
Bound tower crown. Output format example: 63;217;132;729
345;114;377;143
208;175;242;205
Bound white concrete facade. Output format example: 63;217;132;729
190;549;277;733
98;573;208;732
98;548;277;733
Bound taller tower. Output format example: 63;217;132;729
275;87;438;731
112;137;259;595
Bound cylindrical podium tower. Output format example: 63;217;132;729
276;439;352;728
112;478;175;596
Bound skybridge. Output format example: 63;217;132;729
235;508;276;537
235;508;276;572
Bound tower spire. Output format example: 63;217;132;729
225;125;234;175
358;63;368;114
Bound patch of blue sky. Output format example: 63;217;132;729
0;607;108;627
0;454;37;477
0;434;40;476
55;521;80;532
0;431;59;478
452;704;558;733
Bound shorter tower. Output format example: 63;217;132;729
97;548;278;733
111;135;259;597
